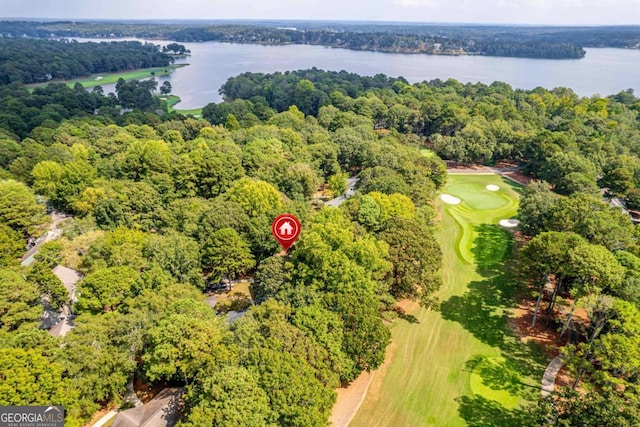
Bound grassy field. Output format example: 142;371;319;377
26;64;187;90
162;95;203;117
350;174;546;427
27;64;206;116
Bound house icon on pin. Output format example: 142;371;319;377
279;221;294;236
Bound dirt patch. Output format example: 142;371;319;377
330;301;412;426
357;337;398;408
554;365;573;390
501;170;532;186
134;377;165;403
329;342;400;427
396;299;419;312
444;161;533;186
446;161;496;172
508;296;561;359
330;371;375;427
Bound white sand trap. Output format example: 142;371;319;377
440;194;461;205
486;184;500;191
499;219;520;228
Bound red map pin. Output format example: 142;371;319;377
271;213;301;251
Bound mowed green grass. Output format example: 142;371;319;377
350;174;545;427
26;64;187;90
163;95;203;117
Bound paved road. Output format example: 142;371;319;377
325;176;358;207
20;211;68;266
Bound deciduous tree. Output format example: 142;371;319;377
201;228;255;280
0;179;48;236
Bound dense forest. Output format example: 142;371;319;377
11;20;640;58
2;59;640;425
0;78;168;140
211;69;640;201
0;67;445;425
0;38;174;85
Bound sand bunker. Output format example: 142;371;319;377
486;184;500;191
499;219;520;228
440;194;461;205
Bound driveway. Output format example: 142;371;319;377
325;176;359;207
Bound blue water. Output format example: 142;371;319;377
84;38;640;109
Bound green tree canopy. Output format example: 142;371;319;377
180;366;275;427
0;224;23;267
202;228;255;280
224;178;284;218
143;299;234;383
0;348;69;405
380;216;442;306
0;179;47;236
75;266;140;314
0;268;41;332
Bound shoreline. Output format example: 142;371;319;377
25;63;188;90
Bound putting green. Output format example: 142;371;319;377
350;174;543;427
444;175;519;265
447;182;513;211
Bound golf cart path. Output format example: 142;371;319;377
329;371;375;427
541;355;565;397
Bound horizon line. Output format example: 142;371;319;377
1;17;640;28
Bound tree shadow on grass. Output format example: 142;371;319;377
465;355;540;395
441;223;547;414
441;224;521;348
456;395;529;427
398;313;419;323
393;305;420;324
441;277;509;347
471;224;513;277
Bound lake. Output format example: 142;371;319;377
92;39;640;109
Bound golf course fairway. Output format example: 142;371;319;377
350;174;546;427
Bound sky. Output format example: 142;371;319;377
0;0;639;25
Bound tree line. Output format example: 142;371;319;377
0;77;171;141
19;20;640;59
0;38;173;85
212;69;640;206
515;184;640;424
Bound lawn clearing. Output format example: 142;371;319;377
163;94;203;117
212;280;253;313
26;64;187;90
350;174;544;427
